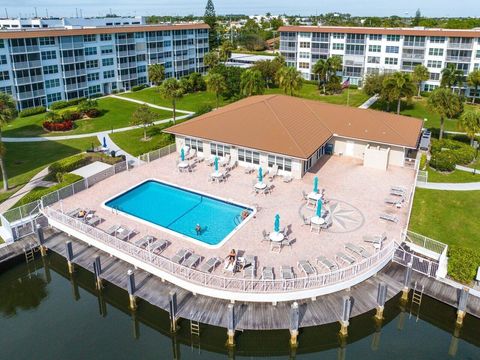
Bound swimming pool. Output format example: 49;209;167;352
104;180;252;247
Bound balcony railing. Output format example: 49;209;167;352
403;41;426;47
10;45;40;54
65;82;87;91
279;46;297;52
402;53;425;60
445;55;472;62
447;42;473;50
12;60;42;69
61;56;85;64
63;69;86;78
345;39;366;44
16;89;45;100
14;75;43;85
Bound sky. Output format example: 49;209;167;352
4;0;480;18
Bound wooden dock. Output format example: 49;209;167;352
42;229;405;330
0;237;38;270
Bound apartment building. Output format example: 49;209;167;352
0;23;209;110
279;26;480;95
0;16;145;29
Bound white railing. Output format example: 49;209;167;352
417;170;428;184
393;245;439;278
138;143;176;163
404;230;448;256
45;206;395;294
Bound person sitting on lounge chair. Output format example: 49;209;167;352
78;210;87;218
195;224;202;235
226;249;236;267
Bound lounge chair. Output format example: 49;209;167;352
380;213;399;223
261;266;275;280
244;166;255;174
150;239;169;254
187;148;196;159
280;237;294;250
301;215;311;226
243;255;256;278
268;164;278;181
85;215;101;226
116;226;135;241
390;188;406;196
391;186;406;193
345;242;371;258
106;224;120;236
172;249;192;264
282;174;293;183
316;256;337;271
298;260;316;276
183;253;202;268
199;257;221;273
363;232;387;247
335;252;356;265
135;235;154;248
385;196;405;206
302;190;308;201
281;266;295;281
66;208;81;217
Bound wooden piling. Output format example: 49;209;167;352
401;263;412;302
226;303;235;347
65;241;74;274
456;287;469;326
289;302;300;348
339;296;352;338
93;256;102;290
169;291;178;333
127;269;137;311
36;225;47;257
375;283;388;321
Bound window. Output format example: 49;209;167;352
88;85;101;95
332;43;344;50
101;46;113;54
427;60;442;68
237;148;260;164
430;36;446;43
0;86;12;94
39;37;55;46
385;57;398;65
368;45;381;52
47;92;62;103
86;60;99;69
0;55;6;65
100;34;112;41
429;72;440;81
0;39;4;48
134;32;144;39
299;62;310;69
102;58;114;66
476;50;480;59
299;42;310;48
386;35;400;42
103;70;115;79
299;52;310;59
367;56;380;64
83;34;96;42
43;65;58;74
210;143;230;157
268;155;292;171
137;65;146;73
386;46;399;54
185;138;203;152
369;34;382;41
332;33;344;39
41;50;56;60
345;44;364;55
87;73;100;81
429;48;444;56
0;71;10;81
45;78;60;88
84;47;97;56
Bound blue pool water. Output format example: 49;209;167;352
105;180;249;246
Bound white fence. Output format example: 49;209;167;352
416;170;428;184
45;206;396;296
138;143;176;163
404;230;448;256
393;245;439;278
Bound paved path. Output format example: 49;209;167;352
96;132;138;163
416;181;480;191
109;94;194;114
0;166;52;213
455;164;479;174
358;94;379;109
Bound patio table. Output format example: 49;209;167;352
269;231;285;242
211;171;224;182
308;192;322;201
311;216;325;225
255;182;267;190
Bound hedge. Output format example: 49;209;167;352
429;139;476;172
48;154;90;177
18;106;46;117
50;97;86;110
43;120;74;132
429;151;457;172
448;246;480;284
131;84;148;92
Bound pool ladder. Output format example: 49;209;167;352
111;205;120;215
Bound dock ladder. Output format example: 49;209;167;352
190;320;201;353
24;243;37;264
410;281;424;322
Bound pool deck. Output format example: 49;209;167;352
49;153;415;298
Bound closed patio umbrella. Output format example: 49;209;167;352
274;214;280;233
102;136;107;148
258;167;263;183
313;176;319;193
180;148;185;161
214;156;219;172
316;199;323;217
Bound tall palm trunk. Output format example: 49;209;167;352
397;98;402;114
473;86;478;104
172;98;176;124
215;93;219;109
439;116;445;140
417;84;421;98
0;156;8;191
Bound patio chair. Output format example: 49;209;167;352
85;215;102;227
268;164;279;181
244;166;255;174
280;237;294;250
335;252;356;265
116;226;135;241
243;255;257;278
391;185;406;193
261;266;275;281
301;215;311;226
270;241;282;253
106;224;120;236
220;154;231;167
380;213;399;223
281;266;295;281
183;253;202;269
207;157;215;166
363;233;387;248
66;208;81;217
316;256;337;271
320;214;333;229
172;249;192;264
150;239;169;254
390;188;406;197
261;229;270;242
264;184;274;195
345;242;371;258
187;148;197;159
135;235;154;248
298;260;317;276
282;174;293;183
199;257;221;273
302;190;308;201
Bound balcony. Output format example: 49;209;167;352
118;62;137;69
61;56;85;64
402;53;425;60
279;46;297;52
345;39;366;44
311;47;329;55
16;89;45;100
344;50;365;56
445;55;472;62
116;38;135;45
14;75;43;85
447;42;473;50
60;42;84;50
10;45;40;54
117;50;137;57
403;41;426;47
12;60;42;69
63;69;86;78
119;73;138;81
65;82;87;91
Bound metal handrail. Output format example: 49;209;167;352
44;206;395;293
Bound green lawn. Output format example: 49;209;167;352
3;97;172;138
0;137;99;204
120;89;226;113
426;166;480;183
110;122;178;157
409;189;480;249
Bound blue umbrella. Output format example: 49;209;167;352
274;214;280;233
180;148;185;161
214;156;219;172
313;176;319;193
102;136;107;148
258;167;263;183
316;199;323;217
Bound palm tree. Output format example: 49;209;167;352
205;72;226;109
427;87;463;140
312;59;328;94
441;64;464;93
458;109;480;146
131;104;156;140
219;40;234;63
467;69;480;104
326;55;343;77
203;52;220;69
158;78;184;123
276;66;303;96
240;69;265;97
0;92;17;191
411;64;430;98
382;72;416;114
148;64;165;86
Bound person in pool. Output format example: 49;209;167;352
241;209;250;220
195;224;202;235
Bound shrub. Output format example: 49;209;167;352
18;106;47;117
131;84;148;92
49;100;69;110
448;246;480;284
89;93;104;99
419;153;427;170
348;84;359;90
49;154;90;177
429;151;456;172
85;108;101;118
67;97;86;106
43;120;74;132
61;110;82;121
195;104;213;116
430;139;476;166
111;90;119;94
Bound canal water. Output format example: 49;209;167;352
1;253;479;360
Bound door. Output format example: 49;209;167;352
345;141;355;156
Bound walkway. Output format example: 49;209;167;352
96;132;137;163
358;94;379;109
416;181;480;191
109;94;194;115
